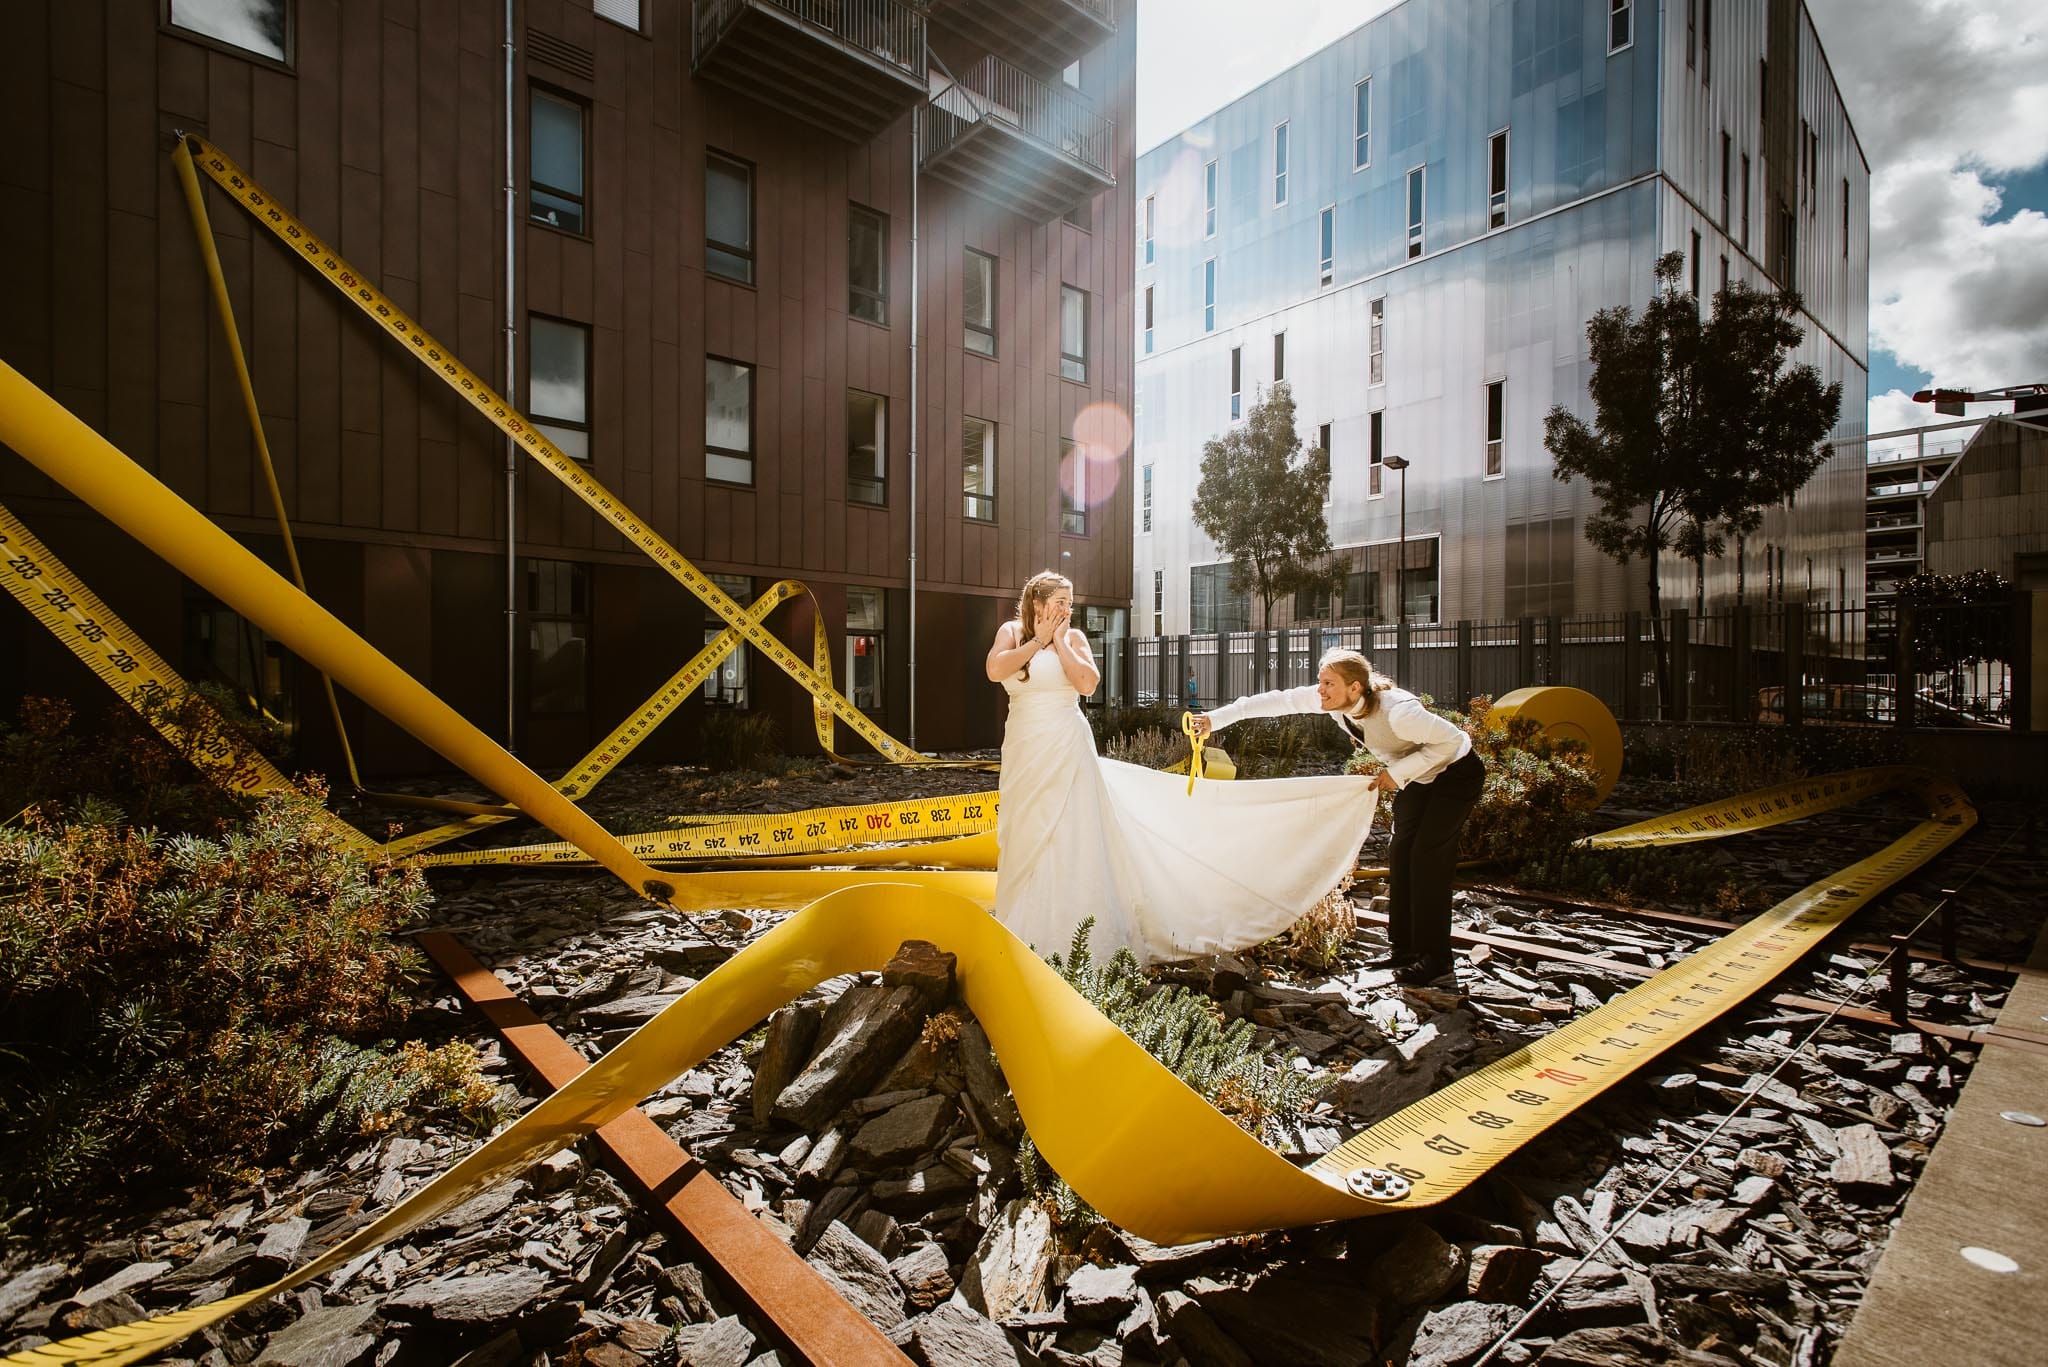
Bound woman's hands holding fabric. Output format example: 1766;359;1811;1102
1370;770;1398;793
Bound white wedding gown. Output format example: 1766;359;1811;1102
995;642;1379;966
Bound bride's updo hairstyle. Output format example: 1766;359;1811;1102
1015;570;1074;680
1319;647;1394;717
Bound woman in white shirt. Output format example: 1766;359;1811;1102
1192;647;1485;986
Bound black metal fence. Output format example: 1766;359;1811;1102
1101;599;2031;730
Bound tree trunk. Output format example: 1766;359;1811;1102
1648;557;1673;719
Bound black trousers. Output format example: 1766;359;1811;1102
1386;748;1485;963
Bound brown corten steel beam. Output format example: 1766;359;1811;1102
416;932;912;1367
1352;911;2048;1057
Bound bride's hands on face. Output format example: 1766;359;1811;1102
1034;603;1071;646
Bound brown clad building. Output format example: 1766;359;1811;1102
0;0;1137;770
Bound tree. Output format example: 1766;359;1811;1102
1191;382;1343;629
1893;570;2013;708
1544;252;1841;712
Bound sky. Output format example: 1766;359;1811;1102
1134;0;2048;439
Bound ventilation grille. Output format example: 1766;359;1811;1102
528;30;595;81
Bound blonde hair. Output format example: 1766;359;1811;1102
1319;647;1394;717
1015;570;1073;680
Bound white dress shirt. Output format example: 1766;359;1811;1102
1206;684;1473;789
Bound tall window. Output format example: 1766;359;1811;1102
1143;285;1154;354
1229;347;1242;420
1608;0;1632;54
1317;422;1332;506
847;389;886;505
1060;286;1089;383
1759;59;1769;134
1686;0;1696;67
1487;130;1509;229
1319;205;1335;286
1369;409;1385;497
1272;122;1289;206
964;248;996;356
1142;194;1155;265
848;204;887;325
1369;297;1385;385
530;88;585;232
525;558;589;715
1719;132;1731;229
1741;153;1752;249
1273;332;1286;383
1061;439;1087;535
1061;59;1081;88
1701;0;1712;83
1799;120;1811;206
529;315;589;461
1190;564;1249;633
1141;464;1153;534
1152;569;1164;637
1406;166;1425;258
706;153;754;284
845;589;884;711
1843;179;1851;256
963;417;996;522
1484;380;1505;478
1719;254;1729;296
594;0;640;26
169;0;289;62
1203;258;1216;331
1353;77;1372;169
1690;230;1702;297
702;572;751;708
705;358;754;484
1778;204;1795;289
1203;160;1217;237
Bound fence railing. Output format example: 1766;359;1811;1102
1099;600;2029;731
923;53;1114;179
694;0;926;79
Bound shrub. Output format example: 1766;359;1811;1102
1273;879;1357;972
1506;844;1764;917
698;709;786;774
1018;919;1327;1228
0;785;494;1209
1345;694;1601;861
1103;726;1189;771
1622;725;1810;801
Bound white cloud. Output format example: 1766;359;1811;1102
1807;0;2048;417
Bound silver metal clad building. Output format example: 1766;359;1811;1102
1132;0;1869;634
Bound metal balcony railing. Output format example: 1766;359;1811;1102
925;54;1114;181
693;0;924;82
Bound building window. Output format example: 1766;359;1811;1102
529;315;590;461
702;572;751;708
1487;129;1509;229
1843;178;1850;256
1061;59;1081;89
1369;409;1384;497
706;153;754;285
1203;159;1218;237
1701;0;1712;83
964;248;996;356
1719;132;1731;229
1272;121;1289;206
1760;59;1769;134
1809;126;1820;210
529;88;586;233
1061;439;1087;535
1351;536;1440;624
1686;0;1696;68
1719;254;1729;296
705;357;754;484
847;389;886;505
1690;229;1702;297
526;558;589;715
848;203;887;325
1608;0;1632;54
594;0;640;30
1319;205;1335;286
963;417;996;522
1484;380;1505;478
1353;77;1372;169
1190;563;1249;634
184;595;296;736
1273;331;1286;383
168;0;289;63
1203;258;1216;332
1064;194;1093;233
1060;286;1089;383
1141;464;1153;534
1152;569;1164;636
1317;422;1332;506
1143;285;1154;355
1369;297;1385;385
1406;166;1425;259
1142;194;1155;265
846;589;884;712
1778;203;1795;289
1229;347;1241;420
1741;153;1751;249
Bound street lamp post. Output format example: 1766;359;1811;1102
1383;454;1410;624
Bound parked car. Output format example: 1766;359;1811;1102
1752;685;2003;728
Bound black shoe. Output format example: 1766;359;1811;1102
1365;951;1420;971
1395;957;1457;988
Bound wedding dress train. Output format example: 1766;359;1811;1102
995;644;1378;966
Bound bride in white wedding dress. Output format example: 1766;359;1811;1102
986;571;1378;966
